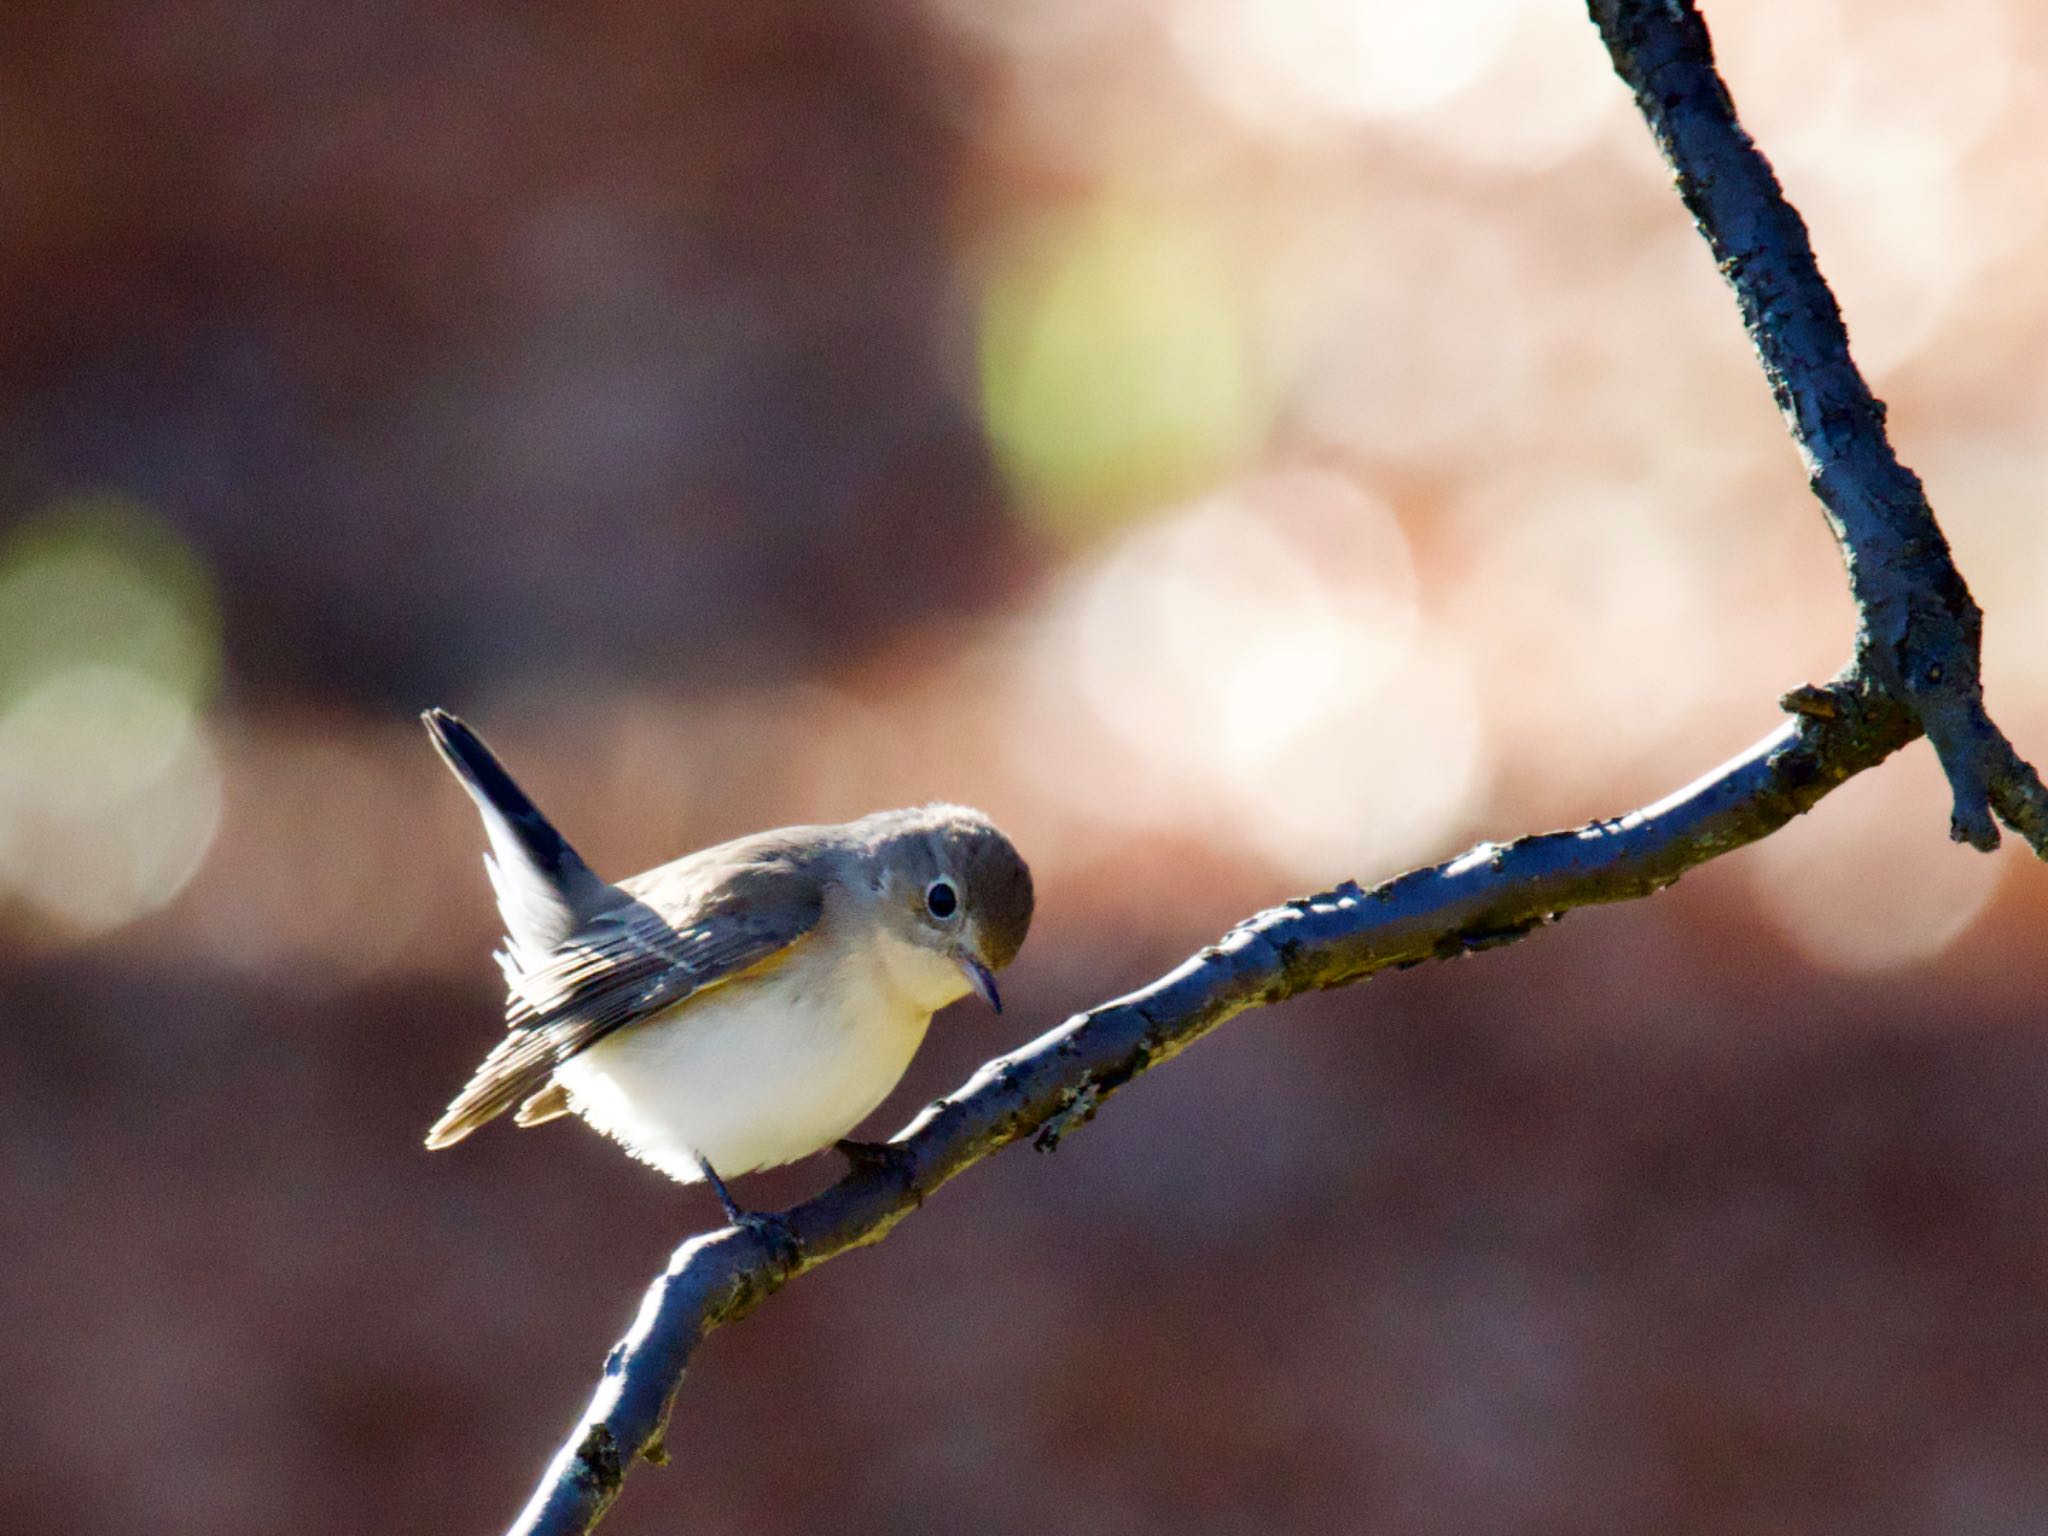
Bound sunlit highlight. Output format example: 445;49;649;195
0;667;223;933
0;498;224;935
1447;467;1725;786
1170;0;1526;133
1264;196;1538;464
1015;470;1482;879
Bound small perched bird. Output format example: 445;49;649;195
421;709;1033;1223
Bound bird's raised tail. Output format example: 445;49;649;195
421;708;619;984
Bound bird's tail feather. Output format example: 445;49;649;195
421;708;616;972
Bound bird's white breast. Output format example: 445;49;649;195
550;925;949;1186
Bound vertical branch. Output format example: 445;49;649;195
1587;0;2048;854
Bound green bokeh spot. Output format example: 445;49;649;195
0;494;222;712
979;211;1269;536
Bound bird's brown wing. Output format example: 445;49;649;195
425;842;829;1148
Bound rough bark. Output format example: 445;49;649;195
1588;0;2048;853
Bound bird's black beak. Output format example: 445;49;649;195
957;955;1002;1013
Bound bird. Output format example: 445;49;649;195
419;708;1033;1225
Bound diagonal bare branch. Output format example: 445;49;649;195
507;676;1928;1536
501;4;2048;1531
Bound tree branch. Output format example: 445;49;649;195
1587;0;2048;854
501;4;2048;1531
510;681;1924;1536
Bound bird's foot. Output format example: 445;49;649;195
693;1154;799;1264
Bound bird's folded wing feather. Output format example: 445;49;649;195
425;848;827;1147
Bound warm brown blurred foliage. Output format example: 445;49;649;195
4;2;2048;1533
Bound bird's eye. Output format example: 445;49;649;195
925;879;958;920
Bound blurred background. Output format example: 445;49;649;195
4;0;2048;1531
